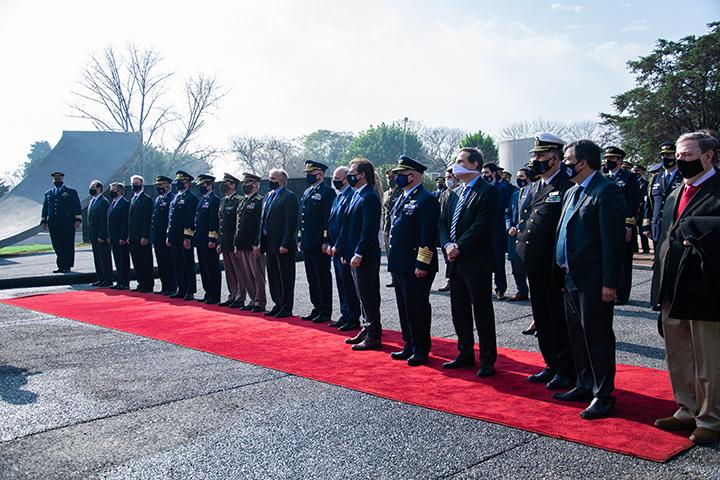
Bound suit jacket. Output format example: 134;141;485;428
108;197;130;244
258;187;299;254
608;168;641;229
150;191;174;245
516;171;574;272
328;186;354;244
128;192;153;243
387;185;439;274
300;182;335;251
335;184;381;262
492;180;512;252
557;172;626;292
41;185;82;226
653;172;720;321
438;177;499;276
167;189;199;242
193;192;220;247
236;193;263;250
87;195;109;242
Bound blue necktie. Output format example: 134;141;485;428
555;186;584;270
450;186;471;242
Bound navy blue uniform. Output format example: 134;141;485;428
642;169;683;243
167;189;199;296
491;180;511;296
635;176;650;253
328;186;360;326
388;185;439;358
607;168;640;304
151;191;177;294
41;185;81;271
504;186;529;297
108;197;130;287
300;182;336;319
194;191;221;302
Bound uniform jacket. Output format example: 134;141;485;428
218;192;242;251
387;185;439;274
382;187;403;234
636;176;649;224
335;184;382;262
150;191;174;246
300;182;335;251
236;193;263;250
107;197;130;244
556;173;626;292
607;168;640;229
87;195;110;242
328;186;354;244
643;169;683;242
492;180;512;253
257;187;299;254
167;189;199;243
41;185;81;226
193;191;220;247
653;172;720;321
128;192;153;243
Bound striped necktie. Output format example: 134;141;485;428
450;186;471;242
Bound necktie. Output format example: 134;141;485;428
555;186;584;270
262;192;275;234
676;184;700;219
89;197;96;212
450;186;471;242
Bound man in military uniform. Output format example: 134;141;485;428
604;146;640;305
194;174;221;304
382;168;402;287
299;160;336;323
387;156;439;366
632;164;650;254
481;162;511;300
150;176;177;296
643;142;683;245
216;174;244;307
41;172;81;273
516;133;575;389
235;173;266;312
166;171;199;301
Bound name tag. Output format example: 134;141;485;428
178;200;185;205
246;204;256;210
312;193;322;200
616;180;626;187
546;191;561;203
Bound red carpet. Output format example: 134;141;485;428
3;290;692;462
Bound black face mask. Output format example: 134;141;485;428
396;173;411;189
220;184;230;194
677;157;705;179
436;183;447;191
388;178;397;188
564;162;581;179
605;160;618;171
662;157;676;169
347;174;358;187
332;180;344;190
109;191;119;199
201;183;213;193
156;186;166;195
516;179;527;188
132;184;142;192
306;173;319;185
175;181;186;190
268;180;280;190
53;181;63;188
531;158;552;174
482;175;493;183
89;188;97;196
242;184;255;195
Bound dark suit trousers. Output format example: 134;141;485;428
617;237;634;303
304;250;332;316
171;243;196;295
91;240;112;282
49;223;75;269
393;271;435;357
154;243;177;292
111;242;130;286
527;270;574;377
449;269;497;366
333;256;360;322
129;242;154;288
196;246;221;300
267;252;296;313
492;234;507;294
563;273;616;399
351;258;382;340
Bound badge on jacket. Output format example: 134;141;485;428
546;191;561;203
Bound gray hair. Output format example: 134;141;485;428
268;168;288;182
89;179;103;191
677;132;719;155
333;166;349;177
130;175;145;184
110;182;124;193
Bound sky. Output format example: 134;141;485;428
0;0;717;178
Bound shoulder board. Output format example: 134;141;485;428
255;194;263;201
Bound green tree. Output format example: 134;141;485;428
113;145;212;183
459;130;498;164
601;22;720;164
301;129;355;170
0;179;10;199
21;140;52;179
341;122;425;166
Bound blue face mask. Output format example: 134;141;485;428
395;173;411;189
306;173;318;185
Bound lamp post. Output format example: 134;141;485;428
402;117;409;155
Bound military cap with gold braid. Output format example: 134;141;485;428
659;142;676;156
50;171;65;178
604;146;626;158
303;160;329;172
390;155;427;173
175;170;194;182
195;174;215;184
154;175;172;185
242;172;261;182
222;173;240;185
529;132;565;153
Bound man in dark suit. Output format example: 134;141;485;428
553;140;626;420
481;162;511;300
217;174;244;308
439;147;499;377
166;171;199;301
193;174;221;304
326;166;360;330
333;158;383;350
653;132;720;445
632;164;650;254
127;175;154;293
437;168;460;292
255;168;298;318
107;183;131;289
387;156;439;366
603;147;641;305
299;160;336;323
41;172;82;273
150;176;177;296
87;179;112;286
516;133;575;390
236;173;266;312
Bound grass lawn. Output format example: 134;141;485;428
0;243;88;256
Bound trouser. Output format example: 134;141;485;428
393;271;435;357
563;273;616;399
450;269;496;366
638;231;650;253
171;242;196;295
528;269;574;377
492;234;507;294
111;241;130;286
617;237;634;303
333;255;360;322
197;246;221;300
129;242;154;289
154;242;177;293
662;301;720;431
304;250;333;317
49;223;75;270
351;257;382;340
267;251;295;313
236;250;266;308
510;255;528;297
91;240;112;283
221;249;244;302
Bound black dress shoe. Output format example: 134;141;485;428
351;337;382;351
165;290;178;297
116;285;128;290
218;300;234;307
265;306;281;317
301;311;318;321
237;304;253;310
252;306;266;313
385;282;394;288
53;269;64;273
312;315;331;323
522;326;537;335
546;374;573;390
390;350;412;360
528;367;555;383
274;311;292;318
329;319;345;327
345;329;367;344
476;364;495;377
109;285;119;290
579;397;616;420
91;281;102;287
407;355;428;367
98;281;113;287
169;292;184;299
338;322;360;331
205;298;219;305
442;356;475;369
183;294;195;301
553;387;594;402
196;298;207;303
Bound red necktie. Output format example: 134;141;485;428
676;184;700;219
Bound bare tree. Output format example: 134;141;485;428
500;119;623;147
500;119;570;140
229;135;301;176
420;126;467;170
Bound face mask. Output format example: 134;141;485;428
677;156;705;179
634;173;642;179
332;180;344;190
437;183;447;191
452;163;477;176
201;183;212;193
662;157;676;169
605;160;618;170
268;180;280;190
347;174;358;187
132;184;142;192
109;190;119;199
220;184;230;194
388;178;397;188
89;188;97;196
53;181;63;188
306;173;318;185
156;186;166;195
516;179;527;188
482;175;493;183
446;179;456;189
396;173;411;189
242;184;255;195
531;158;552;175
175;181;186;190
564;162;581;179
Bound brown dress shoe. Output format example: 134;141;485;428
689;427;720;445
351;337;382;351
507;293;528;302
345;328;367;345
495;292;506;300
654;416;696;431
